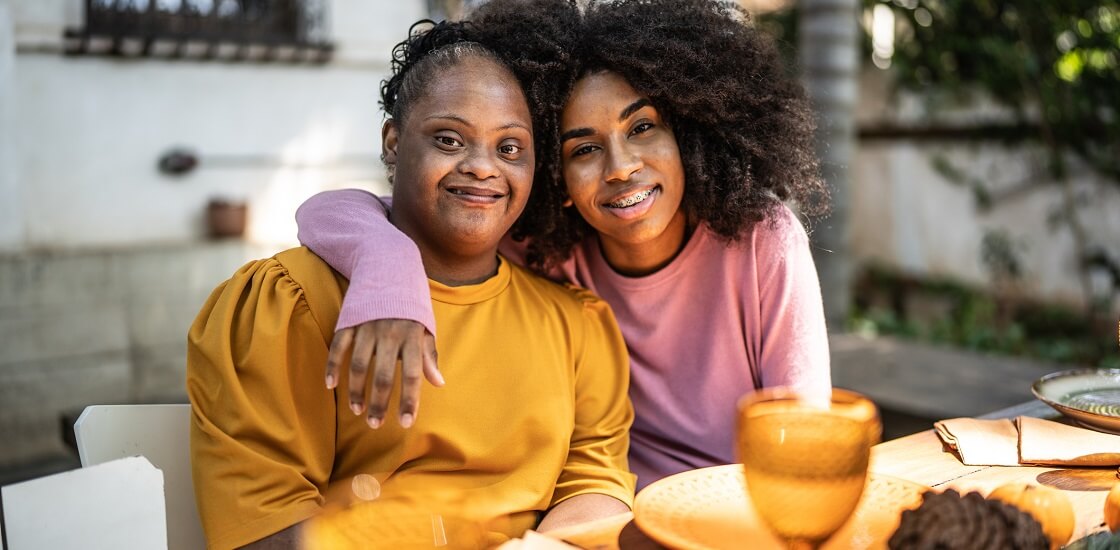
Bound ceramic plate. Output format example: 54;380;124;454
632;465;926;550
1033;369;1120;434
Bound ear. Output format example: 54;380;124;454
562;196;573;207
382;119;399;166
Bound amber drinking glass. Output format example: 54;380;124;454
737;388;881;549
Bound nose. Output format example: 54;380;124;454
604;141;641;183
458;148;500;180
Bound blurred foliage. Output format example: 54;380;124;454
761;1;1120;350
980;229;1024;283
849;265;1120;368
761;1;1120;181
883;0;1120;182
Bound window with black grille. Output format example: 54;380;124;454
64;0;333;63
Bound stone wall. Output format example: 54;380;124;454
851;68;1120;314
0;241;282;468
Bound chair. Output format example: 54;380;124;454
1;455;167;549
74;404;205;550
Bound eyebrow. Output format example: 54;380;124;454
559;127;593;144
559;98;654;144
619;98;652;121
424;114;530;132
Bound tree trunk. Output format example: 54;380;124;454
799;0;860;329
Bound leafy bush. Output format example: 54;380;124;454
850;266;1119;367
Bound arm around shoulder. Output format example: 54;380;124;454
295;188;436;335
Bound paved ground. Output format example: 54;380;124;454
830;333;1069;440
0;333;1074;487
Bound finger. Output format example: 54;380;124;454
325;328;354;389
366;339;401;429
397;340;423;428
421;332;444;387
348;325;376;415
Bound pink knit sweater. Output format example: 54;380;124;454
296;189;831;489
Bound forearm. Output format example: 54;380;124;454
239;524;301;550
537;494;631;532
295;189;435;334
296;189;397;280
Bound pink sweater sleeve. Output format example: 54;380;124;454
295;189;436;336
754;207;832;398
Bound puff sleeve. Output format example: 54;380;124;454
187;257;338;549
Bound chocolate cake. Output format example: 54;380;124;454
888;489;1048;550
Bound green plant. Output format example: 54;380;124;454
849;267;1118;367
763;1;1120;322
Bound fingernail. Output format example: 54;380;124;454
351;403;362;415
326;374;336;389
400;414;414;428
367;416;382;429
434;371;446;386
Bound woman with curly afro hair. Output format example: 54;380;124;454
296;0;833;489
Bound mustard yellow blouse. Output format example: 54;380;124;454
187;247;635;549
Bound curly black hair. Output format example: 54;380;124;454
463;0;829;272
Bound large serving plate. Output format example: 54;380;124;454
632;465;926;550
1032;369;1120;434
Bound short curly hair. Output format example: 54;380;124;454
464;0;829;271
378;20;514;184
381;21;503;123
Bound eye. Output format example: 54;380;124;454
570;144;599;157
498;143;522;156
630;122;655;136
434;135;463;148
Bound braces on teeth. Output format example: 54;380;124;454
610;188;652;208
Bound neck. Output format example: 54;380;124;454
598;210;692;277
417;249;501;286
389;213;502;287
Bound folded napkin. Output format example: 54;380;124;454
935;416;1120;467
935;417;1020;466
495;530;578;549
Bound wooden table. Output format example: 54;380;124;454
869;399;1111;542
553;399;1112;549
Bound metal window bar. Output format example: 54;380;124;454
64;0;333;63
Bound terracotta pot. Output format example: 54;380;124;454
206;199;247;239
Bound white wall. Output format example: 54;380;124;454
0;0;22;248
332;0;429;65
852;68;1120;312
0;0;427;253
11;57;386;248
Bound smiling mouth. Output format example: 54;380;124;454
448;188;507;199
605;187;655;209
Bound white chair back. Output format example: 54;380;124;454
1;456;167;549
74;404;205;550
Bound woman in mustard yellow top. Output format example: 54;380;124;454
187;23;634;549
